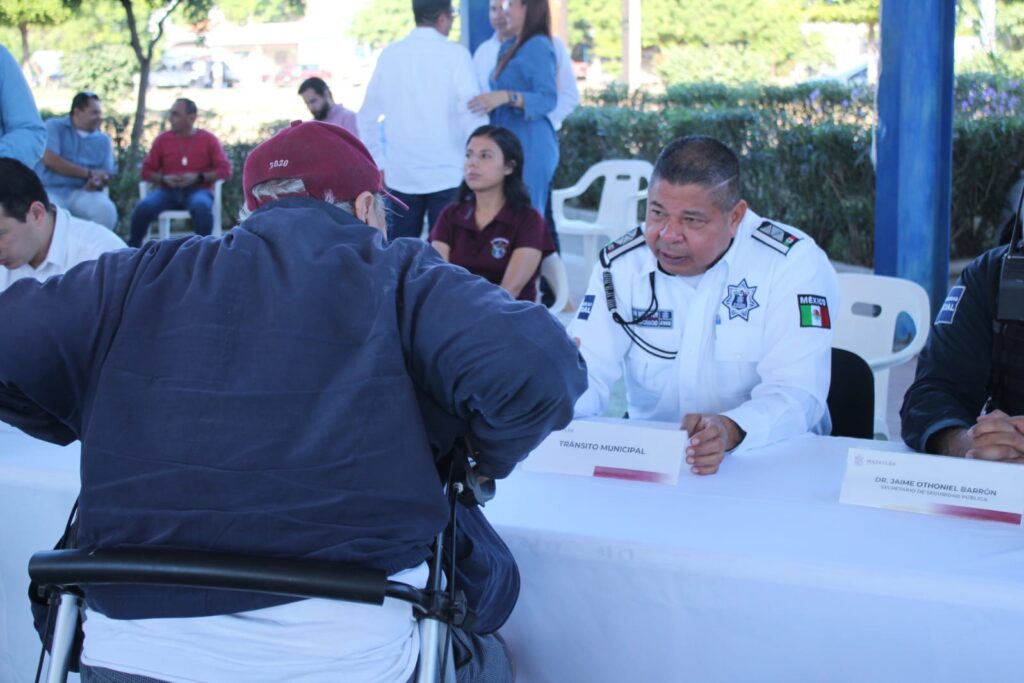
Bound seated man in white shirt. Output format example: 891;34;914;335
570;136;838;475
0;157;126;293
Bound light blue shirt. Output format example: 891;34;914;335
37;115;117;190
0;44;46;167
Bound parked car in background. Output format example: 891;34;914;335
274;64;332;87
150;58;240;89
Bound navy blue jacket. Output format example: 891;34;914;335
901;246;1006;452
0;197;586;620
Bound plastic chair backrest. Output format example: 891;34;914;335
586;160;654;226
832;273;931;371
539;253;569;314
827;348;875;439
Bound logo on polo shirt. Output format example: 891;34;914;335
490;237;510;259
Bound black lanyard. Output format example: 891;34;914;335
602;269;677;360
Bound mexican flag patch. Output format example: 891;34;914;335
798;294;831;329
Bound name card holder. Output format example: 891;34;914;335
840;448;1024;525
524;418;687;485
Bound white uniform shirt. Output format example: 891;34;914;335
472;33;580;131
357;27;486;195
570;209;839;451
0;208;126;292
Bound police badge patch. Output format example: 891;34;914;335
752;221;800;255
721;279;760;321
490;237;510;259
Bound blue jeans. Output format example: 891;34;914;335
387;187;456;241
128;187;214;247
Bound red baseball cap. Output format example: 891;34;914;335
242;120;406;211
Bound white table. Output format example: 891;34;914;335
2;428;1022;683
485;433;1024;683
0;425;80;683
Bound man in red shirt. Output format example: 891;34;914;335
128;98;232;247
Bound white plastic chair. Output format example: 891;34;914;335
551;159;653;269
538;252;570;315
138;179;224;241
832;273;932;439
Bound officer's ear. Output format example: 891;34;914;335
728;200;747;237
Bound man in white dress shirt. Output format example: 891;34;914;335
570;136;838;476
0;157;125;293
358;0;486;240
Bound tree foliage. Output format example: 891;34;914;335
62;43;137;104
0;0;79;64
217;0;305;24
349;0;414;49
803;0;878;26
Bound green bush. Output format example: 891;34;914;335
560;78;1024;266
61;45;136;106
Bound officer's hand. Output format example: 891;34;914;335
967;410;1024;462
681;413;744;476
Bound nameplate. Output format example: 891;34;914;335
523;418;687;485
839;448;1024;525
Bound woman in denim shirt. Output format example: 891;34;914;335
470;0;558;217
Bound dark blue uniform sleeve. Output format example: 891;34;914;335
0;251;133;444
397;242;587;479
900;248;1003;452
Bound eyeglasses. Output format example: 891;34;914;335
500;0;517;10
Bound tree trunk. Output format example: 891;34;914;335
18;22;29;67
130;56;151;158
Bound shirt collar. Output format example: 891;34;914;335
451;201;516;232
410;27;445;41
41;208;71;271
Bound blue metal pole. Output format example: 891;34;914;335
875;0;956;316
464;0;493;54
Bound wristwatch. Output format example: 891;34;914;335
508;91;520;107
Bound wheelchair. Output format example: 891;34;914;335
28;446;494;683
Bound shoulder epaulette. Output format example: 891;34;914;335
599;227;645;267
751;220;801;256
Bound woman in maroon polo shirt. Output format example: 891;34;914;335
429;125;555;302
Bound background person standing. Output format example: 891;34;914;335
358;0;486;240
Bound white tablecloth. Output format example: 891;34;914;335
0;425;80;683
484;433;1024;683
1;428;1022;682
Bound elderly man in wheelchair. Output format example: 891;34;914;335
2;121;587;683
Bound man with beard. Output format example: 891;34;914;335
297;76;358;136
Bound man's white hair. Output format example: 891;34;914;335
239;178;386;225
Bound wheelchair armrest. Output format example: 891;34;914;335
29;548;395;607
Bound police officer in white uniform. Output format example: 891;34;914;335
571;136;839;475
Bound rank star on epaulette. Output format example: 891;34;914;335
752;220;800;255
722;279;760;321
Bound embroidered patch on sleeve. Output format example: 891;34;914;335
797;294;831;328
752;221;801;255
577;294;596;320
935;285;965;325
